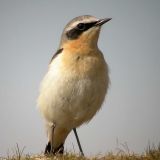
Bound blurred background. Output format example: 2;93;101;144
0;0;160;157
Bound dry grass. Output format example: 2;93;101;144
1;143;160;160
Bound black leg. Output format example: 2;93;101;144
73;128;84;156
44;141;51;154
51;124;55;153
44;123;64;155
44;123;56;155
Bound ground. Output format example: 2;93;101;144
1;144;160;160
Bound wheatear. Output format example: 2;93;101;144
37;15;111;155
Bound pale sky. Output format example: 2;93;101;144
0;0;160;157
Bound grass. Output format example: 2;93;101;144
1;143;160;160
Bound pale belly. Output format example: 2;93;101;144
37;54;109;130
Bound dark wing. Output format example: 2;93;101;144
49;48;63;64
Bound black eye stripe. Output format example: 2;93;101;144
83;22;97;30
66;21;97;40
66;28;81;39
77;23;86;30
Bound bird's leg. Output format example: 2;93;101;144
44;123;56;155
51;123;56;154
73;128;84;156
44;141;51;154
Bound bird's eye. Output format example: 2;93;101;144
77;23;86;30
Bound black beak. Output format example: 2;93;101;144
95;18;112;26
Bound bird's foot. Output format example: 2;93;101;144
44;142;64;155
44;141;51;155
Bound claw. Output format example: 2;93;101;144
44;123;64;155
44;141;51;154
53;143;64;154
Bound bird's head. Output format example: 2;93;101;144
60;15;111;51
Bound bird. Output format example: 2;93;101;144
37;15;111;155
